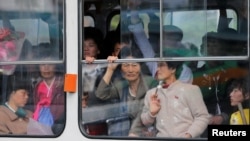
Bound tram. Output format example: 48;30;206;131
0;0;249;141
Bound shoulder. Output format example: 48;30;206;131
0;105;8;112
145;87;157;97
175;81;200;91
0;106;13;117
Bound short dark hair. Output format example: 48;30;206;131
163;25;183;41
228;77;250;109
83;27;104;50
6;78;30;100
229;77;249;97
165;61;183;70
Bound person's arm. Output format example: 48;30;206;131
128;12;157;77
184;85;210;138
95;56;119;100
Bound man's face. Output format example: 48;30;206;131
12;89;29;108
163;33;180;48
156;62;174;81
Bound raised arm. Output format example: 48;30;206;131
128;11;157;77
95;56;120;100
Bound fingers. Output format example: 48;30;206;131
85;56;95;63
107;56;118;63
150;94;161;105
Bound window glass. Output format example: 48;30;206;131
81;0;249;140
0;0;65;136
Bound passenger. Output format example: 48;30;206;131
83;26;104;62
32;43;65;127
193;32;231;127
81;93;89;108
192;31;248;137
0;78;53;135
228;77;249;125
99;30;121;59
126;3;195;83
0;79;33;134
15;42;41;111
217;28;247;56
82;27;110;107
95;46;158;136
141;60;210;138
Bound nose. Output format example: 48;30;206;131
127;65;134;72
229;91;234;97
25;93;29;99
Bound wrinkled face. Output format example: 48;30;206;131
230;88;246;106
156;62;175;81
83;39;99;59
121;61;141;82
39;63;56;79
11;89;29;108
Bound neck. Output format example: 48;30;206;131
44;76;55;86
164;76;176;85
129;78;140;94
6;101;17;112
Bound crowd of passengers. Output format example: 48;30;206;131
81;1;249;138
0;1;249;138
0;41;65;135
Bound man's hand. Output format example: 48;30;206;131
149;94;161;116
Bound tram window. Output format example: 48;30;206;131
0;0;65;136
81;0;249;140
163;9;238;53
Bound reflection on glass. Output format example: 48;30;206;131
81;60;158;136
81;56;249;137
0;63;65;135
0;0;63;63
0;0;64;136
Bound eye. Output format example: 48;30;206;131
122;63;129;67
132;63;138;67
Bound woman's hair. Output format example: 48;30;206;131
228;77;250;109
36;42;64;74
83;27;104;59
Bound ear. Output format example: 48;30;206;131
171;68;176;74
244;93;249;100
